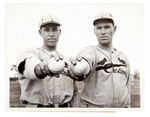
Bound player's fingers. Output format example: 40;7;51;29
67;66;78;79
69;57;77;65
44;63;51;74
76;56;82;62
55;73;60;78
60;66;67;74
51;52;59;61
40;63;47;75
58;53;64;60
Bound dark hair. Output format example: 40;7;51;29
93;19;114;26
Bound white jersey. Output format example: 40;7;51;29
78;45;130;107
17;48;74;105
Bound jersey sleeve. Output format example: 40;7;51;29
17;48;41;80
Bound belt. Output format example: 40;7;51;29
37;103;68;108
86;103;105;108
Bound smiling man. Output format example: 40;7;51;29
17;14;75;108
69;12;130;108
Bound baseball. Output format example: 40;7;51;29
48;57;65;73
73;59;89;76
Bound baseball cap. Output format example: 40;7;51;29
39;14;61;28
93;12;114;25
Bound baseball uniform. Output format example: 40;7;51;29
76;45;130;107
17;47;75;107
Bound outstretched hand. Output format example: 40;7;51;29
69;56;90;76
69;56;82;65
51;51;64;61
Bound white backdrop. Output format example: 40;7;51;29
6;3;143;75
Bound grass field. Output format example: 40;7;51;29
130;79;140;107
9;78;140;108
9;79;25;108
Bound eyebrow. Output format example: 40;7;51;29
95;24;112;27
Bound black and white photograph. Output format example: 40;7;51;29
5;2;144;113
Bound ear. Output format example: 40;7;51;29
38;29;42;36
59;29;61;35
114;26;117;33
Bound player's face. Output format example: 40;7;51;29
39;24;61;48
94;21;116;47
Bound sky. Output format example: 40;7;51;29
5;3;144;75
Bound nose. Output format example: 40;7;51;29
49;31;54;37
101;28;106;35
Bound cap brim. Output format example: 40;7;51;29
40;22;61;28
93;18;114;25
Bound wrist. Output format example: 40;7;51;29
34;64;46;79
68;68;86;81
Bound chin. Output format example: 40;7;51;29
48;42;57;46
100;39;111;45
47;44;57;48
99;42;110;46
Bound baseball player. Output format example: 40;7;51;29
17;14;75;108
69;12;130;108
